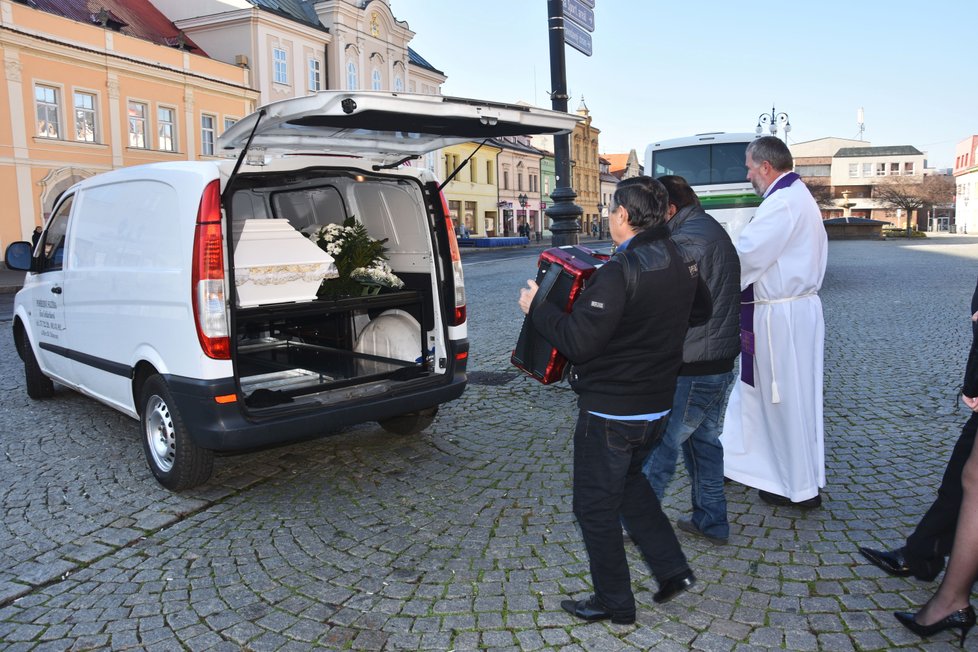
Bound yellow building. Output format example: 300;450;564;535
572;98;601;237
441;141;501;237
0;0;258;249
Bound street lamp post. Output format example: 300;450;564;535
546;0;582;247
518;193;528;237
596;202;604;239
756;104;791;142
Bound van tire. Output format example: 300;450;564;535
21;337;54;399
379;407;438;436
140;375;213;490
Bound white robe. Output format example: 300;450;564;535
720;175;828;502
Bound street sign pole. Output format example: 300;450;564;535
546;0;581;247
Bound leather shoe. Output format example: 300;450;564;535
858;546;912;577
560;595;635;625
653;569;696;604
758;489;822;508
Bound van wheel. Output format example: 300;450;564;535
379;407;438;436
140;375;213;490
21;337;54;399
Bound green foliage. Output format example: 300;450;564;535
310;216;392;298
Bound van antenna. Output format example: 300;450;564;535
222;109;267;206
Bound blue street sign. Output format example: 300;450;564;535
563;0;594;32
564;19;592;57
577;0;594;7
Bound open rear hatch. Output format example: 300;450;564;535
217;92;579;412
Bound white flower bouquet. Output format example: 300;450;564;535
306;216;404;297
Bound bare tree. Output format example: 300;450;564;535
874;177;929;236
803;179;836;211
921;174;955;207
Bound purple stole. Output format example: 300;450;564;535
740;172;801;386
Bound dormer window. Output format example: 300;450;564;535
92;8;127;31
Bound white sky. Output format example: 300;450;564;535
391;1;975;169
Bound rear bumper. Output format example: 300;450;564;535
167;340;468;451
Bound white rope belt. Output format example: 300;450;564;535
744;290;818;403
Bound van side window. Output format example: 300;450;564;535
39;195;73;272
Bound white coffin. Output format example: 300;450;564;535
232;219;337;307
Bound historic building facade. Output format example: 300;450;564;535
0;0;257;248
571;99;600;237
440;141;501;237
152;0;446;105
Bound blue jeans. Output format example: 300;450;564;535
642;371;735;540
573;411;689;614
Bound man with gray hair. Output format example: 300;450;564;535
720;136;828;508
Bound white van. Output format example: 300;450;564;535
5;92;578;490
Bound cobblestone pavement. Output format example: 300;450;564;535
1;236;977;650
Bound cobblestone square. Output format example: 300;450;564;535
1;236;977;650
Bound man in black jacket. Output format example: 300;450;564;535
641;176;741;545
859;277;978;581
518;177;711;624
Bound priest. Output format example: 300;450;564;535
720;136;828;508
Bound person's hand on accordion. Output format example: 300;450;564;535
519;279;539;315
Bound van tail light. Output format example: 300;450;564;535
191;179;230;359
438;189;466;326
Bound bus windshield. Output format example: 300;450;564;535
650;142;749;186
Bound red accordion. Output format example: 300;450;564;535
511;245;609;384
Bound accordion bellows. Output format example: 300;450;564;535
512;245;608;384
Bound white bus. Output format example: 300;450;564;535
645;132;760;239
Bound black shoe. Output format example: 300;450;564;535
560;595;635;625
894;605;975;647
676;518;728;546
758;489;822;508
653;569;696;604
858;547;912;577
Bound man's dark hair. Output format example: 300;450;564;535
746;136;793;172
657;175;701;210
613;176;668;231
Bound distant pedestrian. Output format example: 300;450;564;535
720;136;828;508
31;226;42;248
642;175;740;545
518;177;710;624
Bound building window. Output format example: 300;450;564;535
224;117;237;133
73;91;97;142
862;162;872;177
503;170;509;190
518;174;524;191
890;162;900;175
201;114;215;156
848;163;858;178
128;101;148;148
904;162;915;175
35;85;61;138
347;61;358;90
372;68;382;91
157;106;176;151
469;159;477;183
308;59;321;92
394;75;404;92
273;47;288;84
876;163;887;176
486;160;494;185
